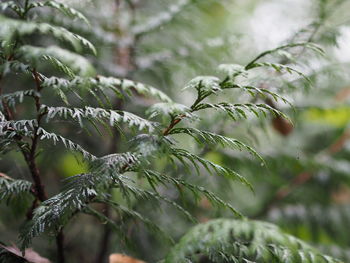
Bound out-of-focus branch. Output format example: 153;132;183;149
255;128;350;219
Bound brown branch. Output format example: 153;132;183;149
265;98;293;136
1;7;66;261
327;129;350;154
0;172;12;180
31;69;66;262
1;74;44;213
254;172;312;219
25;69;47;202
335;86;350;102
2;67;63;260
162;116;184;136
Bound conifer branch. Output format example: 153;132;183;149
1;1;343;261
25;69;47;203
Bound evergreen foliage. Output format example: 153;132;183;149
0;0;348;262
165;219;342;263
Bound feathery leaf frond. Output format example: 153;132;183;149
170;148;252;190
148;102;194;119
0;176;33;203
37;128;96;161
0;1;21;16
165;219;343;263
143;170;241;216
0;90;38;109
248;62;311;82
169;128;264;164
194;102;291;122
19;173;97;249
41;76;172;104
0;15;96;55
221;83;291;105
17;45;95;77
184;76;221;93
28;1;90;26
42;105;156;132
218;64;248;79
96;198;173;243
245;42;325;70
